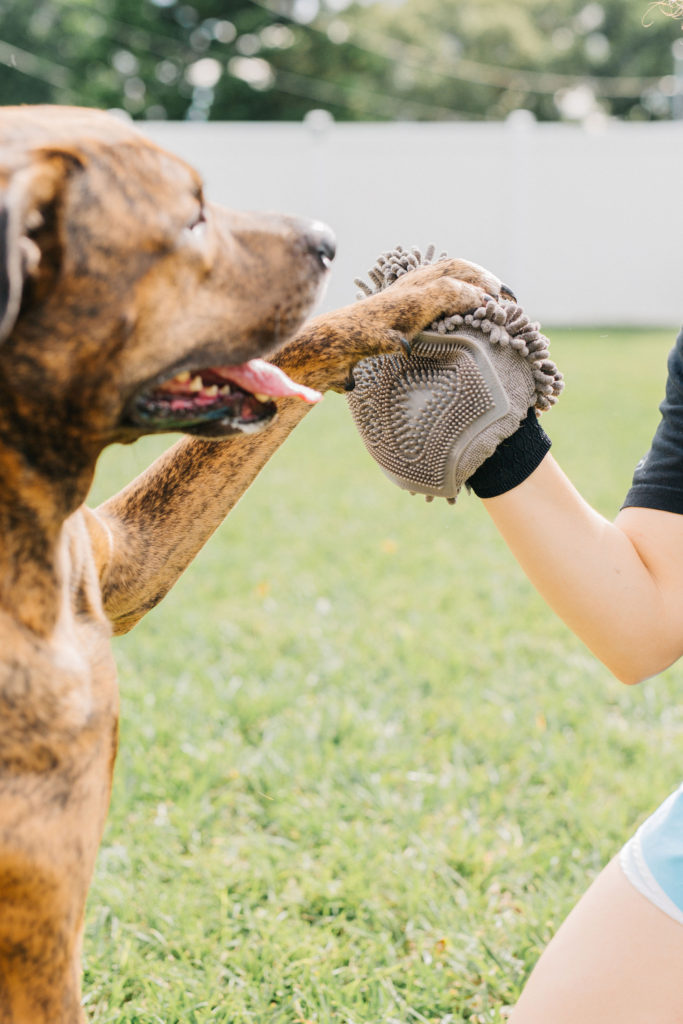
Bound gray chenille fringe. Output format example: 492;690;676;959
355;244;564;411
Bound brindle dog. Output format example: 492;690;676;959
0;105;506;1021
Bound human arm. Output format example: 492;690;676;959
481;453;683;685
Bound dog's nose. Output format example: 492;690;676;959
306;221;336;268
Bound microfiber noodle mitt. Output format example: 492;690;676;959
346;245;564;503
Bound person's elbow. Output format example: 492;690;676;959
606;644;680;687
610;664;652;686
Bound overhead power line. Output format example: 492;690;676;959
57;2;188;60
24;0;473;119
349;27;663;99
0;37;73;92
250;0;666;100
0;0;670;120
272;67;473;119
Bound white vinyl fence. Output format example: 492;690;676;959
141;116;683;327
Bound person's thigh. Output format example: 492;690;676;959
509;856;683;1024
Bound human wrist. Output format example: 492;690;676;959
468;406;551;499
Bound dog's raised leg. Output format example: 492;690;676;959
91;264;495;632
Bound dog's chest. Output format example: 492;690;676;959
0;613;118;776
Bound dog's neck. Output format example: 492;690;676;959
0;439;96;635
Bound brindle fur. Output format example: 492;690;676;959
0;105;504;1021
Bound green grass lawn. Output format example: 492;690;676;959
83;328;682;1023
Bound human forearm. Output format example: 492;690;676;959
482;454;683;684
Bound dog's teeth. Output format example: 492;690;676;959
219;385;231;396
175;371;191;383
189;375;203;392
253;392;270;403
204;385;218;397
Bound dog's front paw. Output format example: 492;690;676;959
365;275;494;344
402;256;503;300
271;267;501;395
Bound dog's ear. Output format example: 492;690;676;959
0;152;81;344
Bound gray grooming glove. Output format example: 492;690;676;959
346;246;563;504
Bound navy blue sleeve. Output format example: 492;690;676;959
622;327;683;514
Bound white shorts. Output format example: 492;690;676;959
619;782;683;925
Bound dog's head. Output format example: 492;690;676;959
0;105;334;459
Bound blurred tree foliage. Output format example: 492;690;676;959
0;0;681;121
355;0;683;120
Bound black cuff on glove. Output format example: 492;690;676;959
467;406;551;499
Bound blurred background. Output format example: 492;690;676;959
3;0;683;123
3;0;683;323
4;10;682;1017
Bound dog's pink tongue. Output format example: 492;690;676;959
216;359;322;404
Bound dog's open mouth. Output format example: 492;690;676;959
130;359;322;436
